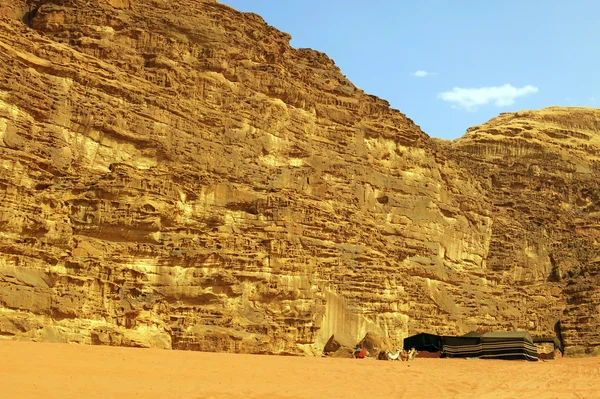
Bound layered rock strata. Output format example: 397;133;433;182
0;0;598;356
450;108;600;356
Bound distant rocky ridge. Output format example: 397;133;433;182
0;0;598;356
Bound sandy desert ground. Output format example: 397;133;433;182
1;340;599;399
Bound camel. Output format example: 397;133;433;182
400;349;409;361
376;348;419;361
408;348;418;360
376;350;402;360
399;348;418;361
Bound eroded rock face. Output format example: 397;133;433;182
450;108;600;356
0;0;598;355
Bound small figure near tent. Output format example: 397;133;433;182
355;347;367;359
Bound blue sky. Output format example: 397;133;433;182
219;0;600;140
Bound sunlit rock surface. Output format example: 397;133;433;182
0;0;598;355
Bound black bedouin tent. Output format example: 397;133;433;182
479;331;538;361
402;332;444;352
404;331;539;361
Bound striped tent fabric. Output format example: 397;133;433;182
441;343;483;358
442;331;538;361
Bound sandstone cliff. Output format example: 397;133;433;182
0;0;598;356
450;107;600;356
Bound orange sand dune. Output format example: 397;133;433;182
0;341;598;399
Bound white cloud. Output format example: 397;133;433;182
413;70;431;77
438;84;538;111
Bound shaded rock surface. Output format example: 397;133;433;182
329;346;354;359
323;333;355;355
0;0;598;356
357;331;393;357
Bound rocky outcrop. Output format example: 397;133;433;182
449;108;600;356
0;0;599;356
